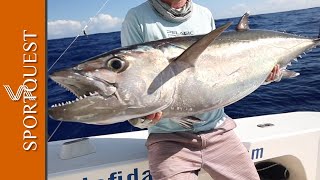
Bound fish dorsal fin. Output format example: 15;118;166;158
174;22;232;67
236;12;250;32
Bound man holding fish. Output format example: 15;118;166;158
49;0;319;179
121;0;280;179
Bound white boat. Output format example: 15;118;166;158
48;111;320;180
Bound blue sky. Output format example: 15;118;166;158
48;0;320;39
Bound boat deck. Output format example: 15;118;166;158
48;111;320;180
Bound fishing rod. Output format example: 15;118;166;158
47;0;112;142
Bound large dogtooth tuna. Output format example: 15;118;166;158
49;13;320;128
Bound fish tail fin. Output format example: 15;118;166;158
315;38;320;46
315;25;320;44
313;26;320;44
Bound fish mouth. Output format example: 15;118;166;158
49;69;118;109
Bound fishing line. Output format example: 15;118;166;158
48;0;112;142
47;35;79;72
47;121;63;142
47;0;111;72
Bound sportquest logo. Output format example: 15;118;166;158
1;30;40;151
3;85;36;101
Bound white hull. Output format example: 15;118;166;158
48;112;320;180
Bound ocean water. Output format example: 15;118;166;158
48;7;320;141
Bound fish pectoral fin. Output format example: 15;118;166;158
236;12;250;32
174;22;232;67
175;116;203;129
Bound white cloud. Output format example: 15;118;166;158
86;14;123;34
214;0;320;18
256;0;313;14
48;14;123;39
48;20;82;39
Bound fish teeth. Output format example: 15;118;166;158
53;81;78;97
51;92;97;109
293;58;298;62
51;100;78;108
298;55;302;58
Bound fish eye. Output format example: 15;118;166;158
107;58;127;72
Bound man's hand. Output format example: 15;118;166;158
265;64;282;82
146;112;163;124
127;112;163;129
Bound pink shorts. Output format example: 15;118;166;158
146;118;260;180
